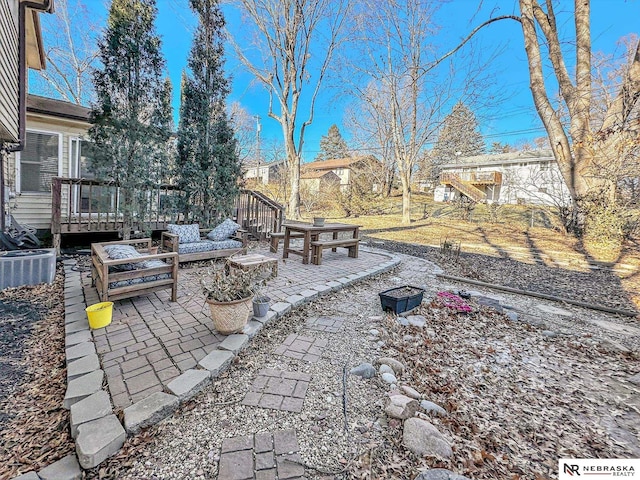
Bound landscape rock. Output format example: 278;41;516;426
350;363;376;379
381;372;397;384
420;400;447;416
400;385;421;400
403;417;453;458
385;394;419;420
369;329;380;336
397;317;410;326
13;472;40;480
377;357;404;376
542;330;557;338
379;364;395;376
407;315;427;327
415;468;471;480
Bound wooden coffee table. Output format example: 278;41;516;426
227;253;278;278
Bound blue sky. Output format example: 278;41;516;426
36;0;640;161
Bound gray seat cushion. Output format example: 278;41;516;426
178;239;243;254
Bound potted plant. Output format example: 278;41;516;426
200;265;261;334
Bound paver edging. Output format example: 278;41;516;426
12;249;398;479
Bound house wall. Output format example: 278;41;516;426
0;0;20;143
437;160;570;206
7;113;90;229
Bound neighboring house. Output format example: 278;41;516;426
0;0;54;230
300;170;341;195
301;155;381;191
434;149;571;206
244;159;286;184
7;94;91;230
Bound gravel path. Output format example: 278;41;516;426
83;250;640;479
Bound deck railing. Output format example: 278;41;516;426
235;189;284;240
442;171;502;184
51;177;184;249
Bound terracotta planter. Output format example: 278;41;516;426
205;295;252;334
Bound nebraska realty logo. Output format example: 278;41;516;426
559;459;640;478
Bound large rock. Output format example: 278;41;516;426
379;364;395;376
377;357;404;376
415;469;471;480
403;418;452;458
350;363;376;379
385;394;419;420
401;385;421;400
381;372;397;384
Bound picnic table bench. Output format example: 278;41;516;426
310;237;360;265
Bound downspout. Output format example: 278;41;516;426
2;0;54;232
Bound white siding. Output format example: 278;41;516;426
7;114;89;229
0;0;19;142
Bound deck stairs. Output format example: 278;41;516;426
440;173;487;203
235;189;285;241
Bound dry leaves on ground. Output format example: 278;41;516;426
350;297;640;480
0;265;73;480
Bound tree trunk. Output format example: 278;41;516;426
284;123;301;220
400;170;411;224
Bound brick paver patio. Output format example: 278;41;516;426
81;244;394;408
241;368;311;413
218;429;304;480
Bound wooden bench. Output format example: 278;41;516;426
91;238;179;302
269;231;304;253
310;238;360;265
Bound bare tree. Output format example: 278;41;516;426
518;0;640;234
346;0;498;223
29;0;98;105
229;101;257;166
228;0;349;219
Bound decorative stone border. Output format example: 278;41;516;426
11;252;400;479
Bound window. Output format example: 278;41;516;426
70;138;94;179
20;131;60;193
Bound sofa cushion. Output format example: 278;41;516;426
103;244;142;271
177;239;243;255
109;273;171;289
207;219;240;241
167;224;201;244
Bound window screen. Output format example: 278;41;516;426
21;131;59;192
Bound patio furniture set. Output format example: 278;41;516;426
90;219;361;303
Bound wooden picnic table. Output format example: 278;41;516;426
282;222;360;265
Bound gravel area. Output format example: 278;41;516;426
86;250;640;480
366;238;640;314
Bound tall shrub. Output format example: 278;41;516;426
89;0;172;238
176;0;240;226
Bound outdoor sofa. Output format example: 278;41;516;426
91;238;179;302
161;220;247;262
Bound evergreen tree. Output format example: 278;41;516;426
433;102;485;162
315;124;350;161
89;0;172;238
176;0;239;226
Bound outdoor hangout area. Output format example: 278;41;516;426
2;0;640;478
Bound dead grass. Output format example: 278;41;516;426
306;194;640;311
